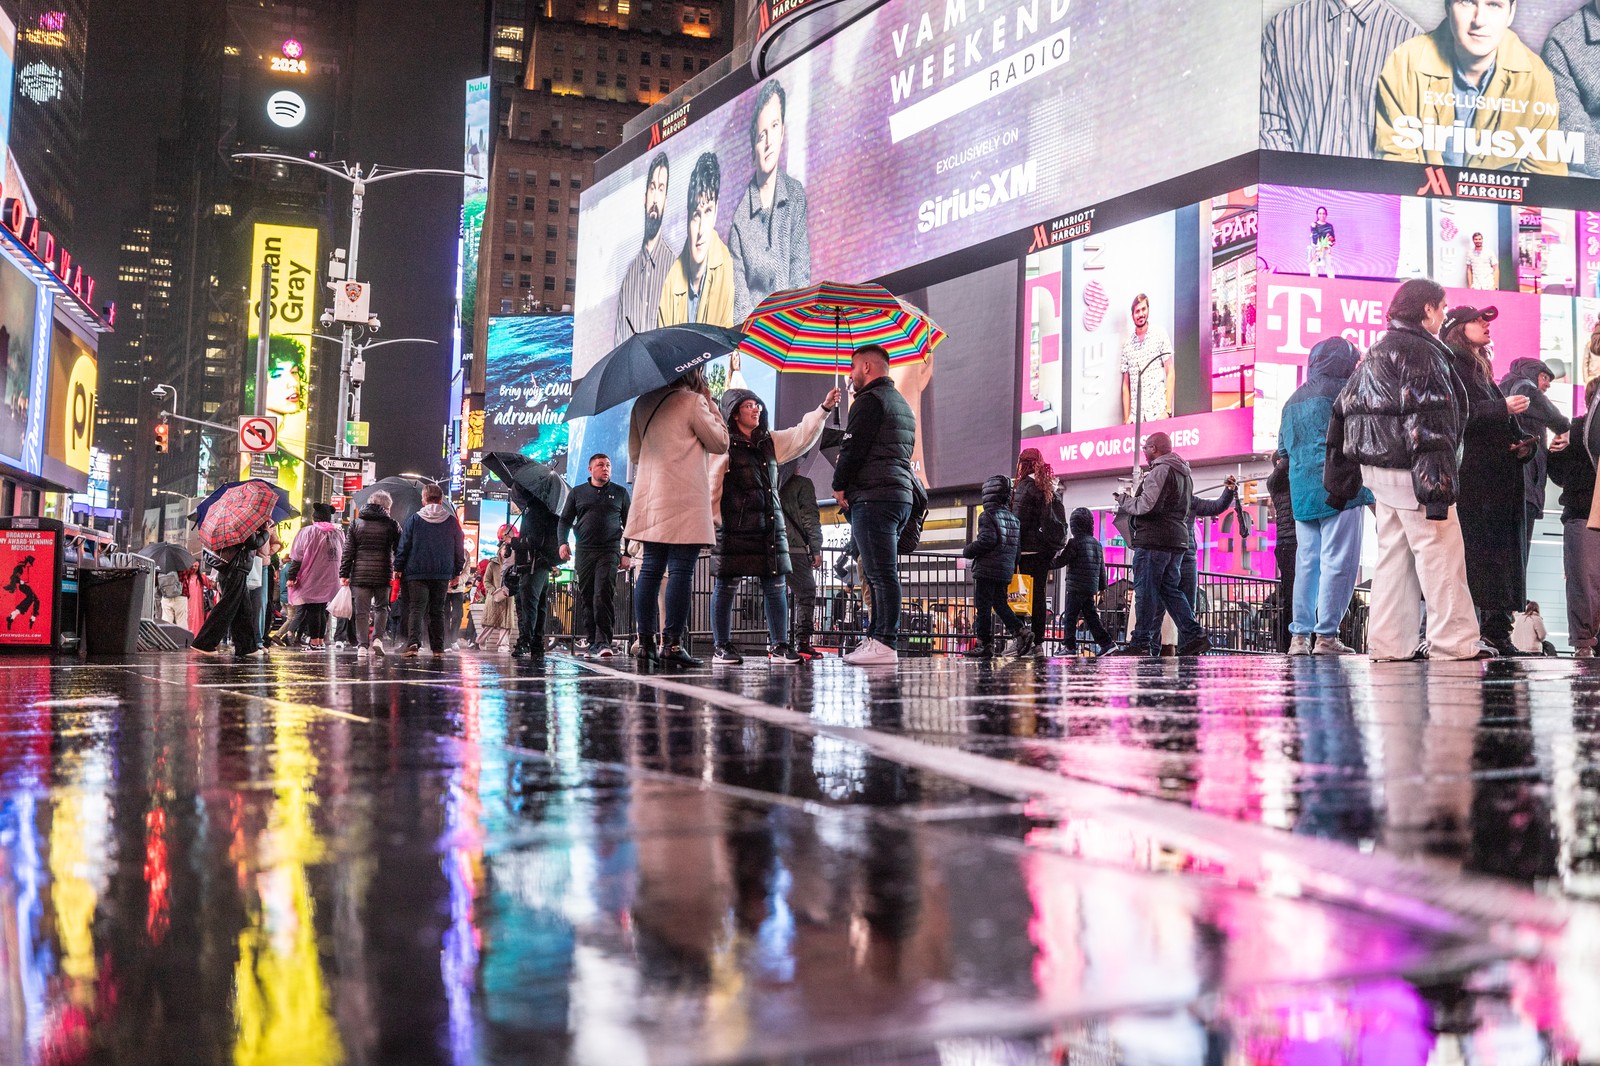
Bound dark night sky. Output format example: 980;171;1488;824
78;0;485;480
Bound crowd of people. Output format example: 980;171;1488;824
177;278;1599;665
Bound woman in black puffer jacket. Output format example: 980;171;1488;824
1325;277;1482;662
1011;448;1062;650
708;386;838;664
341;490;402;655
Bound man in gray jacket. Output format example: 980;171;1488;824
1106;432;1211;657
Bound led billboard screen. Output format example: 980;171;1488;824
1262;0;1600;178
484;315;574;477
0;248;46;476
42;318;94;492
1018;193;1257;476
458;77;490;370
243;224;318;541
575;0;1259;369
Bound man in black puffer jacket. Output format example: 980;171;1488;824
962;474;1033;658
832;344;917;665
1325;277;1482;662
341;489;401;658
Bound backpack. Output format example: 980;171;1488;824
157;570;183;598
1039;495;1068;552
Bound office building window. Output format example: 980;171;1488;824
521;274;534;289
544;276;556;291
660;53;671;68
523;196;536;209
573;68;582;82
547;224;558;239
641;51;651;65
682;56;694;71
615;73;626;88
569;176;582;189
501;272;513;288
659;77;669;92
503;251;515;262
545;250;557;264
548;199;559;213
522;221;536;236
597;46;608;60
506;194;518;208
565;277;576;292
508;168;520;183
500;299;514;312
549;174;560;186
503;221;517;236
639;76;649;92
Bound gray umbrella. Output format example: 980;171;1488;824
138;542;196;573
352;476;432;527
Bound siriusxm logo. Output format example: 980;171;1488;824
916;160;1037;234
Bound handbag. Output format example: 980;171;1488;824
329;585;354;620
897;479;930;555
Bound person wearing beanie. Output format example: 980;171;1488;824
962;474;1034;659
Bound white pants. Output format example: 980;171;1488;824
159;596;187;626
1369;499;1480;660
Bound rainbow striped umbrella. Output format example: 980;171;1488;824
737;281;945;378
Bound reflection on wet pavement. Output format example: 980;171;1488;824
0;652;1596;1063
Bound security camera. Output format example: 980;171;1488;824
320;309;335;328
367;315;380;332
350;358;366;384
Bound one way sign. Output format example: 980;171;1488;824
316;455;363;475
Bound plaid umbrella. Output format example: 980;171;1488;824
194;479;294;551
737;281;946;379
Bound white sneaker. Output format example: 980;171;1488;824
1287;634;1312;657
1312;635;1356;655
372;641;387;658
843;638;898;665
596;644;614;659
356;646;370;661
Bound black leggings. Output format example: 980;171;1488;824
1017;552;1052;643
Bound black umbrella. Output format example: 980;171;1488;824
138;542;196;573
567;324;744;419
482;452;566;516
352;476;431;527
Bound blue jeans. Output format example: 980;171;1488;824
711;575;788;647
849;499;911;643
1130;547;1203;652
635;542;700;643
1291;507;1363;637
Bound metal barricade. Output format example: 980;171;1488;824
567;549;1359;654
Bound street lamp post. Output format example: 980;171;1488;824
232;154;469;459
151;382;180;420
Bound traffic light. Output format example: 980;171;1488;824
154;420;169;454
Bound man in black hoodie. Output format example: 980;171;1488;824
1499;357;1573;571
510;494;562;662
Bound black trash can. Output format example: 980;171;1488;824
79;568;147;656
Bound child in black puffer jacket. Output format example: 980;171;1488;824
962;475;1034;658
1055;507;1112;655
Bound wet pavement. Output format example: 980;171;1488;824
1;650;1598;1064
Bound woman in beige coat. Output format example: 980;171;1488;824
625;367;730;665
477;543;517;652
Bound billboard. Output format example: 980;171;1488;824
243;224;318;540
0;525;53;646
1018;195;1256;477
1262;0;1600;178
237;66;334;155
484;315;573;475
0;248;47;477
575;0;1259;370
42;317;94;491
458;77;490;371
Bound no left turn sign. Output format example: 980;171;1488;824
239;415;280;454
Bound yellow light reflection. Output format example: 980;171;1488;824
232;710;342;1066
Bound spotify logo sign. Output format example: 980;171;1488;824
266;90;308;129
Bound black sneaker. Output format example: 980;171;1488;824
1177;634;1213;657
712;643;743;665
1012;631;1036;657
1102;644;1152;657
768;644;803;665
